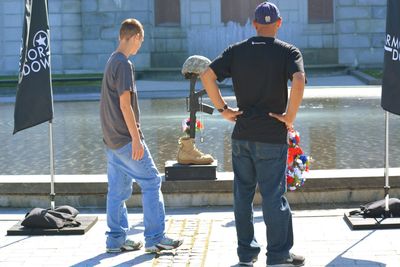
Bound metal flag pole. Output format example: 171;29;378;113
384;111;390;215
49;120;56;210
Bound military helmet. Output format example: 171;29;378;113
181;55;211;79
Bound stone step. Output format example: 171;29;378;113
0;168;399;208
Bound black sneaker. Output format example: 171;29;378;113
238;256;258;266
267;253;305;267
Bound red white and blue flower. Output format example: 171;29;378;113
286;129;311;191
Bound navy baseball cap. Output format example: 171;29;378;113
254;2;281;24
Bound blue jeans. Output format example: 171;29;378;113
232;139;293;264
105;141;165;249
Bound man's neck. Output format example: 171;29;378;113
256;30;276;38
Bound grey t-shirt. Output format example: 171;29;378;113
100;52;143;149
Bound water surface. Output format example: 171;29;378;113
1;96;399;175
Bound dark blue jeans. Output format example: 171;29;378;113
232;139;293;264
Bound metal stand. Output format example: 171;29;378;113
384;111;390;215
49;120;56;210
7;216;99;235
343;111;400;230
8;114;99;236
165;74;216;181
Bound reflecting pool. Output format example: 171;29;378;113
1;96;400;175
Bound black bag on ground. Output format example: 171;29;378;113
350;198;400;218
54;205;79;217
21;206;81;229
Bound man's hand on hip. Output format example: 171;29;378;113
222;108;243;122
268;112;294;130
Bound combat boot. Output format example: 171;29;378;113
177;136;214;165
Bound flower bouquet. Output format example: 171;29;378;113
286;129;311;191
182;118;204;135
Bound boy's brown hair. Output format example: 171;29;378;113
119;18;143;40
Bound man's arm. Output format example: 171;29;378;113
269;72;305;129
200;68;242;122
119;90;144;160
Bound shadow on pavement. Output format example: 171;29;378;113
70;252;155;267
0;236;31;249
115;253;158;266
70;252;115;267
327;230;385;267
223;215;265;228
327;256;385;267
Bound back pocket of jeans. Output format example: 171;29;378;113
255;143;286;160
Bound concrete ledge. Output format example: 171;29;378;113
1;168;400;208
349;69;382;85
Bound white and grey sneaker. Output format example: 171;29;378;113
145;236;183;253
106;239;143;253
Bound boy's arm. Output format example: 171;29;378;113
119;90;144;160
269;71;305;129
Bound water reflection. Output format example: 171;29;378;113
0;97;399;175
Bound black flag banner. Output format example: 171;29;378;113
14;0;53;134
381;0;400;115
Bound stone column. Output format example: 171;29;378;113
81;0;152;73
0;0;24;75
336;0;386;68
49;0;83;74
150;0;188;69
0;1;4;74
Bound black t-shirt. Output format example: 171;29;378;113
210;36;305;144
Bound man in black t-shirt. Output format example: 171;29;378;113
201;2;306;266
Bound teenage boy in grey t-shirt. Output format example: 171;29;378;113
100;18;183;253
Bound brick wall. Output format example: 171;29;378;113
0;0;23;74
0;0;153;75
336;0;386;68
0;0;387;75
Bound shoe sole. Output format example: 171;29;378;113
239;256;258;266
106;243;143;253
106;248;122;253
177;159;213;165
145;240;183;253
267;263;304;267
145;248;161;253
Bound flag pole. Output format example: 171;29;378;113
384;111;390;214
49;120;56;210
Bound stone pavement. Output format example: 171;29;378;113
0;207;400;267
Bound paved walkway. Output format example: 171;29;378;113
0;207;399;267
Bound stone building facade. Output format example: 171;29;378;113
0;0;387;75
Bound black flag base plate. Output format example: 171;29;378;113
343;213;400;230
7;216;98;236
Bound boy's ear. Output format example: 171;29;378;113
128;34;137;42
